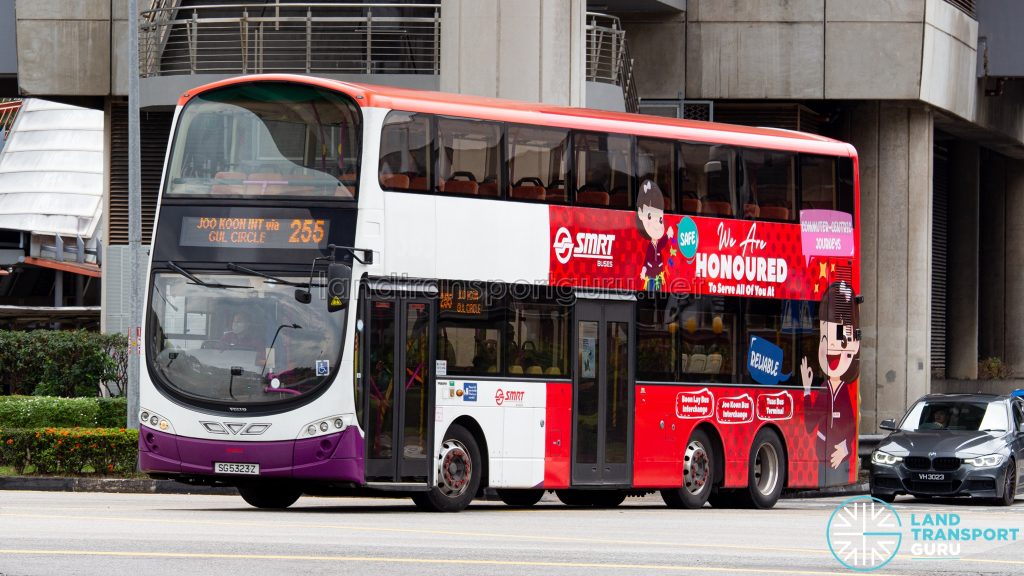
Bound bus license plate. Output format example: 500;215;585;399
214;462;259;475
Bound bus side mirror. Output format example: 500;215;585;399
327;262;352;313
879;419;897;431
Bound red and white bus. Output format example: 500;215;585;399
140;74;861;511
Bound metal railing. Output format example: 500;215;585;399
0;99;21;151
139;2;441;77
586;13;638;113
943;0;976;19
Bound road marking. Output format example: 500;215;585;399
0;548;901;575
0;512;825;556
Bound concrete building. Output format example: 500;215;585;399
1;0;1022;431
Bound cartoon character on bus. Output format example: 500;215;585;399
637;179;674;291
800;280;860;487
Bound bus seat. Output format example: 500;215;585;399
245;173;286;195
687;354;708;373
705;353;723;374
409;176;430;191
211;171;245;195
381;173;410;190
682;197;702;213
743;203;760;219
511;186;545;201
477;181;500;197
442;179;479;195
679;354;689;373
545;188;567;204
509;365;524;375
526;365;544;375
702;200;732;216
545;366;562;376
577;190;610;206
760;206;790;220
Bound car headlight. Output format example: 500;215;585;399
963;454;1005;467
871;451;903;465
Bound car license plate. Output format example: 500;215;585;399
917;473;945;481
214;462;259;475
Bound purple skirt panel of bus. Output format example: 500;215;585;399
138;426;364;483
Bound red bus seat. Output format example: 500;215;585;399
211;171;246;195
511;186;545;201
760;206;790;220
702;200;732;216
442;179;479;195
381;173;410;190
477;181;500;197
546;188;567;204
409;176;430;191
245;173;286;195
577;190;610;206
682;197;702;213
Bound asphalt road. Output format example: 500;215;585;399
1;490;1022;575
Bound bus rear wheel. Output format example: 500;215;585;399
497;489;545;507
662;428;714;509
238;484;301;509
413;424;481;512
741;428;786;509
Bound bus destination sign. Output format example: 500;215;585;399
439;286;483;316
179;217;329;249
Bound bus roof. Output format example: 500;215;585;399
179;74;857;157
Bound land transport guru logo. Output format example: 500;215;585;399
826;496;1021;571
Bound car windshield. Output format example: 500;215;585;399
900;399;1009;432
148;272;346;406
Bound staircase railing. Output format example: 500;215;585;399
585;12;638;113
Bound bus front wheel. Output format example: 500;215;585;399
662;428;715;509
413;424;481;512
238;484;301;509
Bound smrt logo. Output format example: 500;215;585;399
552;227;615;265
494;388;525;406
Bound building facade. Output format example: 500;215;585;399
1;0;1022;431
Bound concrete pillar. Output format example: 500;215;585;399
846;102;933;431
946;141;979;379
440;0;585;106
1004;159;1024;376
979;150;1006;361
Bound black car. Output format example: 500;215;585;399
870;393;1024;505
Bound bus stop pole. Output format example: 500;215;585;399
127;0;141;431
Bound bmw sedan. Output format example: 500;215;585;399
870;393;1024;505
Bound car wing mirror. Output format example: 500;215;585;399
879;419;898;431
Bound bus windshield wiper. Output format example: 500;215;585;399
226;263;317;288
167;261;247;289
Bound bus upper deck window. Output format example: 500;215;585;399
165;82;362;199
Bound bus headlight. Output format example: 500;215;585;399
963;454;1004;467
300;414;353;438
140;409;174;434
871;451;903;466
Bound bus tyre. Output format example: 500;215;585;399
414;424;481;512
237;484;301;509
737;428;786;509
497;489;545;507
871;491;896;504
662;428;714;509
555;490;592;506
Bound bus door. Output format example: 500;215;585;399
573;299;634;485
362;294;435;483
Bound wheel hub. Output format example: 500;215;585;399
437;439;472;498
684;440;710;495
753;442;779;496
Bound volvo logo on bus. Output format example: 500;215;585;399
552;227;615;265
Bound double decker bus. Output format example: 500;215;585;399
141;74;861;512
